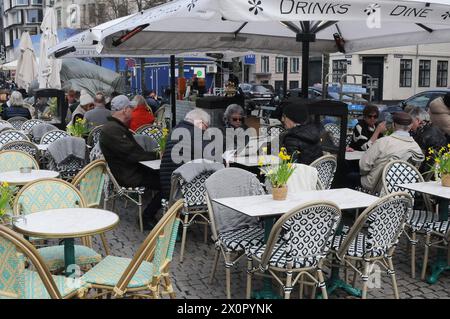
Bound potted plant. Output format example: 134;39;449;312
67;117;90;138
152;127;170;159
259;147;297;200
0;182;17;226
427;145;450;187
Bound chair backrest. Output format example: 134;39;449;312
0;130;29;147
205;168;265;240
20;119;44;133
40;130;69;145
0;150;39;173
135;124;163;140
286;163;320;193
324;123;341;147
13;178;86;216
175;170;217;211
261;201;341;270
337;192;413;260
381;160;432;210
87;125;103;148
310;154;337;190
89;141;104;162
7;117;28;130
0;141;39;159
47;155;85;181
112;200;183;297
72;160;107;208
0;225;63;299
154;106;166;127
0;119;9;125
267;125;285;138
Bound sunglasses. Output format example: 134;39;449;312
231;117;243;121
367;114;378;119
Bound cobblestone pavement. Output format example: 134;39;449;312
94;199;450;299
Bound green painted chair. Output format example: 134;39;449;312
0;225;90;299
13;178;102;272
0;150;39;173
72;160;110;255
81;200;183;299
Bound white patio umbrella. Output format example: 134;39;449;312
15;32;38;91
38;7;61;89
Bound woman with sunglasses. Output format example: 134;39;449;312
223;104;249;151
349;104;386;151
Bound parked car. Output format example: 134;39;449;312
287;87;368;104
389;89;450;111
239;83;275;108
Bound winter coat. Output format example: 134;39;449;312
411;121;447;172
429;97;450;136
2;105;31;120
130;104;155;132
99;117;157;187
279;123;323;165
349;119;381;151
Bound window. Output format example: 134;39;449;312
332;60;347;82
27;9;43;23
10;11;21;25
30;0;42;4
261;56;269;73
437;61;448;87
88;4;96;24
289;81;299;89
418;60;431;87
275;57;284;73
56;9;62;28
290;57;299;73
14;0;28;6
97;3;107;23
399;59;412;87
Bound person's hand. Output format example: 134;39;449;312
376;121;387;133
346;146;354;152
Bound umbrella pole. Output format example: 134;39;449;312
170;55;176;128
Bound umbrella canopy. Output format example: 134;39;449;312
38;7;61;89
50;0;450;58
0;60;17;71
15;32;38;90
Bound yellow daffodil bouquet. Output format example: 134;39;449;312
259;148;297;199
427;145;450;186
67;118;89;137
0;182;17;224
152;128;170;157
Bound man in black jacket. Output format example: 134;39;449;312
279;101;323;165
100;95;160;229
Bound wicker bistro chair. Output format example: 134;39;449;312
104;165;147;232
0;225;90;299
205;168;265;299
7;116;28;130
72;160;110;255
0;150;39;173
381;160;438;278
0;130;30;147
20;119;44;133
13;178;102;272
246;201;341;299
40;130;69;145
81;200;183;299
0;140;39;160
331;192;413;299
267;125;285;138
324;123;341;147
421;217;450;281
47;154;86;182
310;154;337;190
135;124;163;140
87;125;103;148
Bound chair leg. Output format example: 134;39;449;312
162;273;177;299
179;214;189;263
100;233;110;256
246;257;253;299
299;274;305;299
209;248;220;284
284;267;293;299
225;252;232;299
421;233;431;280
411;231;417;279
317;268;327;300
204;223;208;244
387;256;400;299
361;261;370;299
138;194;143;233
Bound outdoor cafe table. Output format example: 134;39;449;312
397;181;450;284
0;170;59;186
13;208;119;276
36;144;49;151
213;188;379;298
345;151;365;161
228;155;279;167
140;159;161;170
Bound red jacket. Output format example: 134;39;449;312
130;104;155;132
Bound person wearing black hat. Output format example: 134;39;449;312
279;101;323;164
429;93;450;138
359;111;424;193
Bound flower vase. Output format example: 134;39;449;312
272;186;288;201
442;174;450;187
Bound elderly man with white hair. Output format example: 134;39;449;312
160;108;214;199
2;90;31;120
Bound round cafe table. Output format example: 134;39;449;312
0;170;60;186
13;208;119;276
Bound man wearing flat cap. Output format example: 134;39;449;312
359;112;424;193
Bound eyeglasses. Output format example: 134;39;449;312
367;114;378;119
231;117;243;122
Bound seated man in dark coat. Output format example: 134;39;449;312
99;95;160;229
279;101;323;165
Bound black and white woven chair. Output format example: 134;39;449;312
135;124;163;140
332;192;413;299
267;125;285;138
87;125;103;148
310;154;337;190
324;123;341;147
0;140;39;160
7;116;28;130
0;130;29;147
381;160;438;278
47;155;85;182
205;168;265;299
20;119;44;133
40;130;69;145
246;201;341;299
0;119;9;125
421;217;450;281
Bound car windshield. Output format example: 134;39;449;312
239;84;252;91
252;85;271;93
406;93;433;108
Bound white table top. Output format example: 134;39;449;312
345;151;364;161
140;159;161;170
213;188;379;218
0;170;59;185
36;144;48;151
229;155;279;167
397;181;450;200
13;208;119;239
